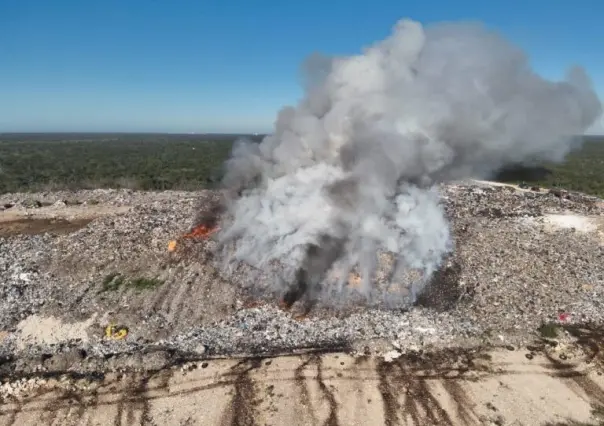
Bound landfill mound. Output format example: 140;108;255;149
0;182;603;379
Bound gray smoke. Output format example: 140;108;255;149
216;19;601;308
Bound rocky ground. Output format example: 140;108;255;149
0;181;603;383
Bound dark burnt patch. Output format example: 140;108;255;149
220;357;262;426
378;358;455;425
377;347;488;425
563;324;604;366
60;388;87;420
124;374;152;425
315;355;339;426
282;235;347;310
376;361;400;426
415;260;469;311
282;269;309;309
294;356;319;425
193;194;226;230
539;323;604;407
293;354;340;426
543;350;604;406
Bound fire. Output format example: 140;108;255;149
168;224;220;252
183;224;220;239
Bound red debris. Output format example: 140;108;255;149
558;312;571;322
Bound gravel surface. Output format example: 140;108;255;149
1;183;603;376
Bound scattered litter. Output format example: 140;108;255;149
194;344;207;355
543;214;597;233
414;327;436;335
105;324;129;340
2;183;604;366
383;350;402;362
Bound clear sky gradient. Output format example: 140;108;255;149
1;0;603;133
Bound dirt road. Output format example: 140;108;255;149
1;343;603;426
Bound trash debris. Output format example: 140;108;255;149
194;344;207;355
383;350;402;362
104;324;129;340
168;240;177;252
558;312;571;322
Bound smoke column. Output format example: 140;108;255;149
216;19;601;308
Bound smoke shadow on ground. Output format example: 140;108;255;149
414;259;469;312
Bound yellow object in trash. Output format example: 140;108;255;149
168;240;177;252
105;324;129;340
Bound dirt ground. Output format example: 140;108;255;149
1;341;604;426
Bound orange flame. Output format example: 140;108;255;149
168;224;220;252
183;224;220;239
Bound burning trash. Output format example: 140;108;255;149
168;223;221;252
184;224;220;239
168;196;226;252
213;18;601;310
168;240;177;252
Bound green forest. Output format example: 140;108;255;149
1;133;603;197
0;134;239;193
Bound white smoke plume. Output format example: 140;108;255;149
216;19;601;308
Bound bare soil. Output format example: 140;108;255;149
0;218;94;238
1;332;604;426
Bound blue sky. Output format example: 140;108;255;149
1;0;603;133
